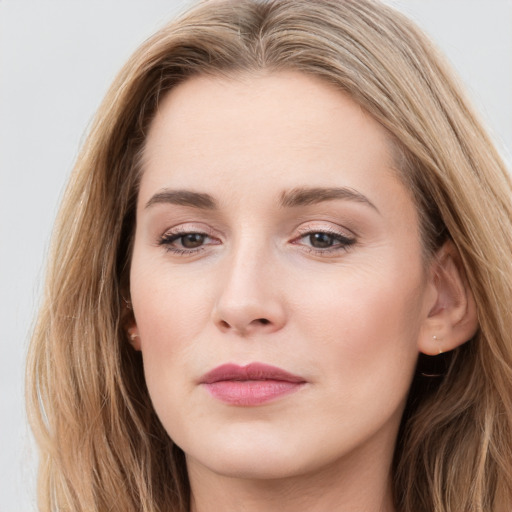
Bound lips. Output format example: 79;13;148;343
200;363;306;406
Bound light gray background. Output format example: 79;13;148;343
1;1;511;511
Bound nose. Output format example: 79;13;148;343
212;243;287;336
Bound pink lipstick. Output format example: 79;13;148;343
200;363;306;406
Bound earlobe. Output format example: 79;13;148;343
121;295;142;350
127;325;142;351
418;241;478;356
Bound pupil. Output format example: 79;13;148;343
182;234;205;248
310;233;333;248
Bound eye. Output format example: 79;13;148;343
307;232;340;248
293;228;356;255
158;229;219;254
178;233;207;249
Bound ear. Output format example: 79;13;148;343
126;323;142;351
121;297;142;351
418;240;478;356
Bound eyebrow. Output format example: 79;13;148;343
279;186;379;212
144;186;378;212
145;189;218;210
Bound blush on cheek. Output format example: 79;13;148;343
326;289;420;369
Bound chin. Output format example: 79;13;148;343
189;452;309;481
183;428;317;480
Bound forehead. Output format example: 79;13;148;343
139;71;407;210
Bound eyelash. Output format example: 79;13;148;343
158;227;217;255
157;227;356;257
293;228;356;256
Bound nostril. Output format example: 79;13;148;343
216;317;274;332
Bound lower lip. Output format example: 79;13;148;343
204;380;304;406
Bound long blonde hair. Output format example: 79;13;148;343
27;1;512;510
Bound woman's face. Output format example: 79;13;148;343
130;71;436;481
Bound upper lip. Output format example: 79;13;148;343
200;363;306;384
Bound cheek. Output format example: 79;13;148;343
288;272;424;452
292;263;425;385
129;275;211;432
129;253;214;392
131;250;213;343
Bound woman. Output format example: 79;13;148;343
27;0;512;511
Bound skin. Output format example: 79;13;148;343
129;71;474;511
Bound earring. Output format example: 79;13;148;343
128;328;139;341
433;335;443;354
